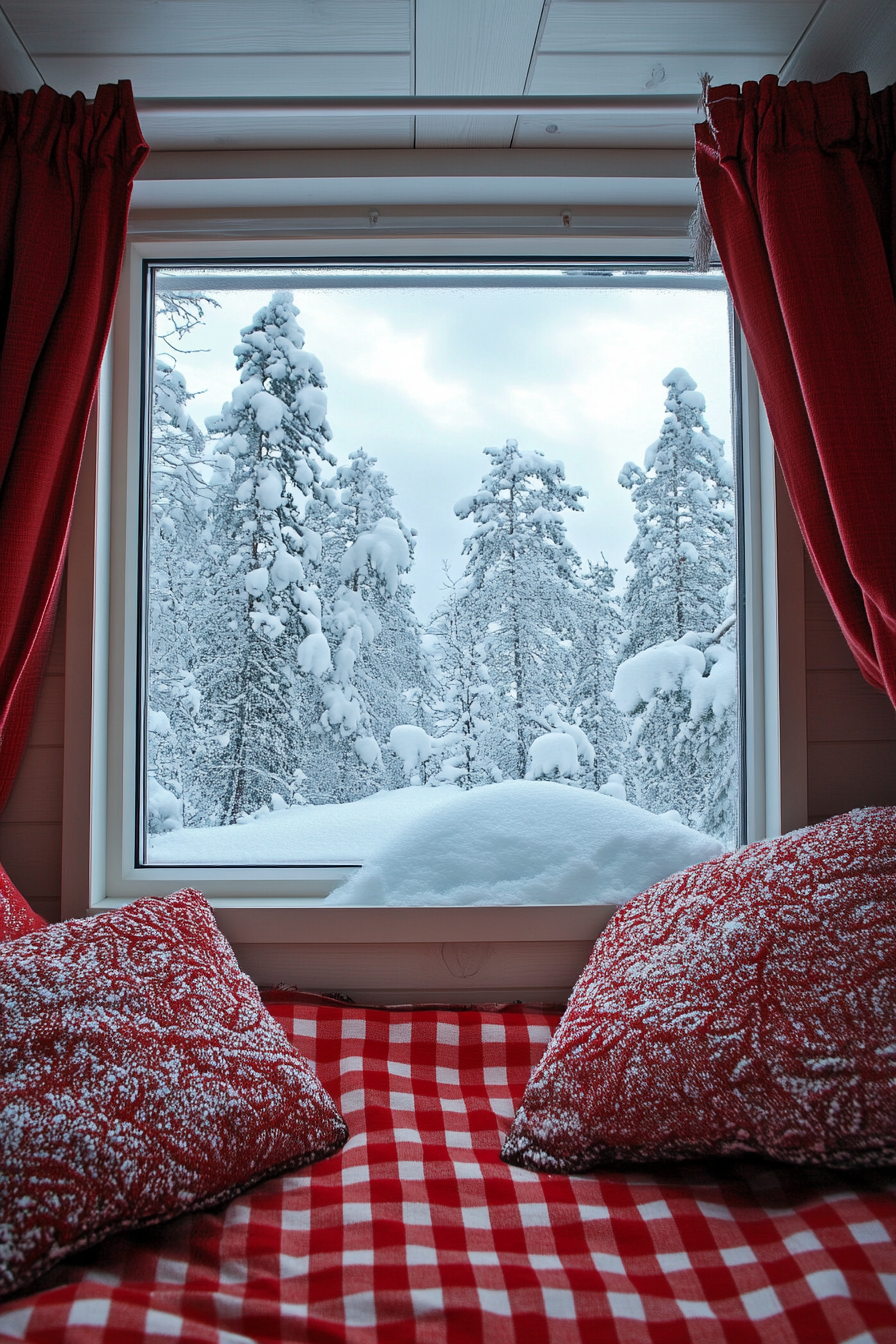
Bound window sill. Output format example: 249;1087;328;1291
86;895;616;942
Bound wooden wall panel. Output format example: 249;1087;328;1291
804;553;896;825
0;591;66;922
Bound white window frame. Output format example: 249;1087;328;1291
60;228;794;996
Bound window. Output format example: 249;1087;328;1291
70;234;780;963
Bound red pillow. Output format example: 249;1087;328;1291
0;862;46;941
0;888;347;1297
502;807;896;1173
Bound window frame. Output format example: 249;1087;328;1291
60;229;792;979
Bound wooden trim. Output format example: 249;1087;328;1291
774;458;808;833
230;938;596;1002
61;402;101;920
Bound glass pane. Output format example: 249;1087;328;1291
143;266;740;882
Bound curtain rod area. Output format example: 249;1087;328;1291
134;94;702;119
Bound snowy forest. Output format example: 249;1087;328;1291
146;288;739;852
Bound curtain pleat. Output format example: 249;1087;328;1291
695;72;896;706
0;81;148;815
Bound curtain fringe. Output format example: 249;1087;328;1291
690;72;716;272
689;181;715;272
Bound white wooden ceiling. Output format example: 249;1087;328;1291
1;0;825;150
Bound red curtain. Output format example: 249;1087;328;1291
695;72;896;707
0;82;147;814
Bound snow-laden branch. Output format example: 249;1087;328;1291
340;516;410;595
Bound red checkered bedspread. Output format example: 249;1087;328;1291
2;996;894;1343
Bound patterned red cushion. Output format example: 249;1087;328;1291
502;808;896;1173
0;862;46;941
0;888;348;1297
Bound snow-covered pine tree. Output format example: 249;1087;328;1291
427;571;500;789
571;557;626;789
615;368;738;840
611;610;739;842
619;367;734;654
447;438;589;782
146;357;211;832
197;291;350;823
301;447;432;796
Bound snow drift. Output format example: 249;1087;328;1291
326;779;723;907
149;786;450;866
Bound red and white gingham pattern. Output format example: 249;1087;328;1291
2;996;894;1343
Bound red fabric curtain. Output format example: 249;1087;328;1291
0;82;147;814
695;72;896;707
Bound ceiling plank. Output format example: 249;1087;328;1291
780;0;896;90
541;2;817;55
0;5;43;92
415;0;545;147
530;51;786;95
5;0;410;56
37;53;411;99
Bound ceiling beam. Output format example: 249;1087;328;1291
132;146;698;212
135;93;701;120
138;147;695;182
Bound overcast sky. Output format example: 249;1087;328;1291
158;281;733;621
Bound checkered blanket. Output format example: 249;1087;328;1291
2;995;894;1343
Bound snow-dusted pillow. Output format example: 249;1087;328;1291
0;888;348;1297
502;808;896;1172
0;861;46;941
327;779;723;906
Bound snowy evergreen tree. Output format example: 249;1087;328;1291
427;572;500;789
194;290;370;823
615;368;738;841
303;447;432;796
611;611;738;841
570;558;626;790
146;357;212;833
444;438;589;782
619;367;734;654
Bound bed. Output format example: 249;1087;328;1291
3;992;894;1344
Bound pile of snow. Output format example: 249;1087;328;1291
148;780;723;905
326;780;723;907
149;786;451;866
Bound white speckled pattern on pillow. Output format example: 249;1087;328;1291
0;862;45;942
503;808;896;1173
0;888;347;1297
